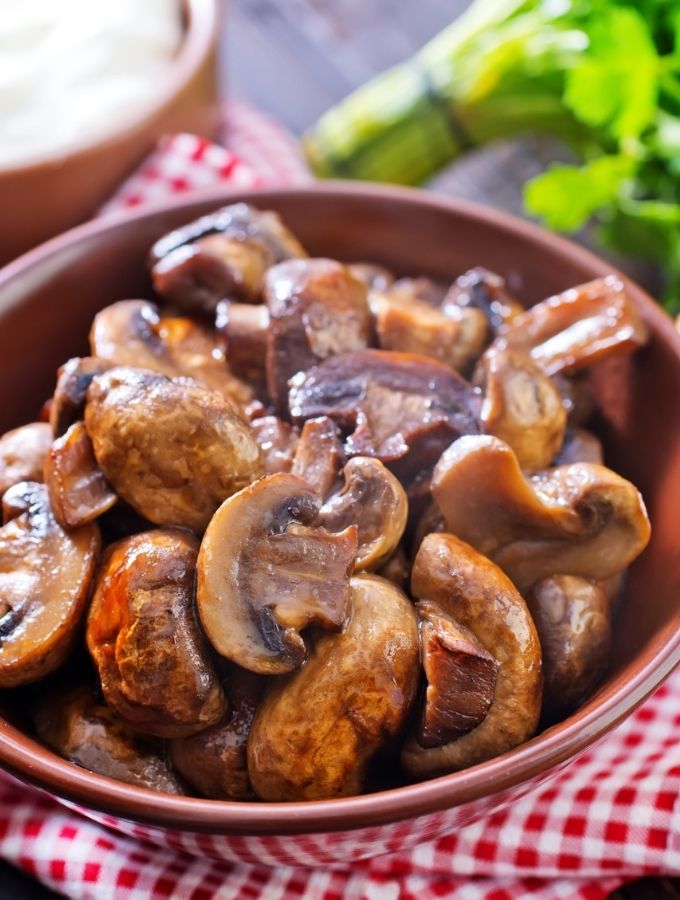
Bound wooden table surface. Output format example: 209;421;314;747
0;2;676;897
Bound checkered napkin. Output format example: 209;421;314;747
1;100;679;900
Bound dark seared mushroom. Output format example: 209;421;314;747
0;482;99;687
85;367;263;532
196;473;358;675
376;544;409;589
527;575;611;718
215;300;269;374
45;421;117;529
432;435;651;592
348;262;395;292
552;373;595;425
291;416;344;499
474;346;567;471
0;422;52;495
389;277;448;308
50;358;112;438
33;684;184;794
90;299;254;409
86;529;225;738
264;258;372;412
317;457;407;570
250;415;299;475
416;599;499;748
170;667;263;800
247;574;419;801
492;275;649;375
288;349;481;481
553;427;604;466
402;533;542;776
149;203;307;311
442;267;523;333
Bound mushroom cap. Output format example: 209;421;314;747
442;267;523;333
0;422;52;496
50;357;112;438
196;472;358;675
250;415;299;475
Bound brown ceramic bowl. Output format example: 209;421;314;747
0;0;219;267
0;184;678;866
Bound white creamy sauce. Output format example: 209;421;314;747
0;0;182;167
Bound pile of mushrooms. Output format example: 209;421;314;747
0;203;651;799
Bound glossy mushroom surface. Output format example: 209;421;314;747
0;423;52;496
50;357;113;438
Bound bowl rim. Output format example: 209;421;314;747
0;0;218;177
0;181;679;834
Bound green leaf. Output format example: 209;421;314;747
524;155;634;232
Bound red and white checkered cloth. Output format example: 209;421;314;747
2;100;679;900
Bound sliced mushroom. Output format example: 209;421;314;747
196;473;358;675
416;599;499;748
474;347;567;471
0;482;99;688
45;421;117;529
432;435;651;592
0;422;52;495
288;349;481;480
291;416;344;499
442;267;523;333
493;276;649;375
553;427;604;466
86;529;225;738
348;262;394;292
50;357;112;438
250;415;298;475
215;300;269;374
371;290;487;374
265;258;372;412
90;299;253;409
32;684;184;794
85;367;263;532
317;457;407;571
247;574;419;801
170;667;263;800
149;203;307;311
403;533;542;776
527;575;611;719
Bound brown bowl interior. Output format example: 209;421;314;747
0;183;679;833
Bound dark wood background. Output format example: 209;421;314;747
0;1;674;897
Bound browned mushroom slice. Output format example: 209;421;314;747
45;422;117;529
553;427;604;466
526;575;611;718
371;291;487;373
432;435;651;592
317;457;407;571
291;416;344;499
86;529;225;738
493;276;649;375
85;367;263;532
265;258;372;412
0;482;99;688
247;574;419;801
197;473;357;675
170;667;263;800
403;533;542;776
149;203;307;311
348;262;394;292
473;347;567;471
0;422;52;495
32;684;184;794
50;357;113;438
250;415;298;475
288;350;481;479
215;300;269;374
416;599;499;748
442;267;523;333
90;299;253;409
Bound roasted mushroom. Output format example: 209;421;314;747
317;457;407;570
33;684;184;794
348;262;394;292
553;427;604;466
45;421;117;529
526;575;611;718
250;415;299;475
0;422;52;495
403;533;542;775
0;482;99;687
442;267;523;332
291;416;344;499
196;473;358;675
216;300;269;374
85;367;263;532
265;258;372;411
90;299;253;409
474;346;567;471
388;277;448;308
247;574;419;801
50;357;112;438
150;203;307;311
376;544;409;589
432;435;651;592
86;529;225;738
